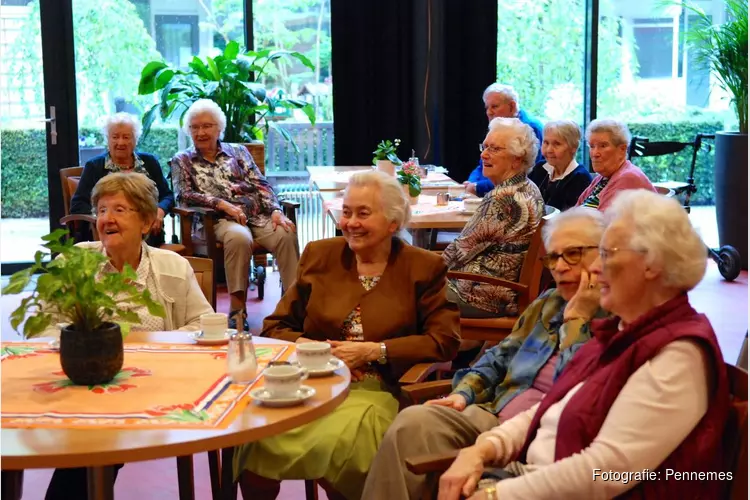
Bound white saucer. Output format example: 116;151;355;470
304;357;344;377
249;385;316;407
188;329;237;345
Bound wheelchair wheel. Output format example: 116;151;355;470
716;245;742;281
255;264;266;300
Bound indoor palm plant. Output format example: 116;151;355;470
2;230;165;385
682;0;748;267
137;41;316;146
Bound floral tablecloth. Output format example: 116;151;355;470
0;342;288;429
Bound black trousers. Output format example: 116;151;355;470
45;464;124;500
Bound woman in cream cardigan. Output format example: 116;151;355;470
46;172;212;499
234;170;461;500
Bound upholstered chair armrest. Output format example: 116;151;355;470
60;214;96;225
280;199;300;211
400;379;453;406
447;271;529;294
399;361;453;385
405;450;460;475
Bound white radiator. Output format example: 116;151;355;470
277;185;337;251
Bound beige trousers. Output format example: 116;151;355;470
361;404;499;500
214;218;300;296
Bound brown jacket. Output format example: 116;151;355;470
262;237;461;383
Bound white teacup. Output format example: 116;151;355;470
200;313;228;339
296;342;332;370
463;198;481;213
264;365;308;398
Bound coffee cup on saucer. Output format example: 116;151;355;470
264;364;308;398
200;313;228;339
296;342;333;370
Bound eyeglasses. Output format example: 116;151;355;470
189;123;217;132
478;144;506;155
96;205;139;218
541;246;598;270
598;247;647;262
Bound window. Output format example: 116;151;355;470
155;15;198;69
633;20;674;78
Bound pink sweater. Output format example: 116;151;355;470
576;160;655;211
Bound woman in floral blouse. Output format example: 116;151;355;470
234;170;460;500
443;117;545;318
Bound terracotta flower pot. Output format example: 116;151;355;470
376;160;396;176
60;322;124;385
401;184;419;205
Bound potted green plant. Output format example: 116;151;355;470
397;160;422;205
373;138;402;176
683;0;748;267
1;230;165;385
137;41;316;148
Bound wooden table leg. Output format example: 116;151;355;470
1;470;24;500
87;466;114;500
176;455;196;500
220;447;238;500
208;450;222;500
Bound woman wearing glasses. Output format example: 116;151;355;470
443;117;545;318
46;172;213;500
363;206;607;499
70;112;174;245
438;189;729;500
171;99;299;330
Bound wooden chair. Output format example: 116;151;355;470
184;256;215;311
403;362;749;500
449;206;559;345
171;143;300;300
724;363;748;500
59;166;186;254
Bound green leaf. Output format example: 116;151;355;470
2;269;32;295
206;57;220;81
138;61;169;95
223;40;240;60
23;313;52;338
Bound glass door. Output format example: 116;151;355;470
1;0;81;274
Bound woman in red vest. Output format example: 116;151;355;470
437;188;730;500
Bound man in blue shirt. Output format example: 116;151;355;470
465;83;544;197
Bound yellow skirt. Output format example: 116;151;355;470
233;379;399;500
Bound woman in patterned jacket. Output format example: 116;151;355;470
443;117;545;318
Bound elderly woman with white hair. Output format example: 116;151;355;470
465;83;544;197
438;189;729;500
576;118;655;210
70;112;174;245
529;119;592;211
362;207;608;500
171;99;298;330
234;170;461;500
444;117;545;318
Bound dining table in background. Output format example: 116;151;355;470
0;332;351;500
322;192;473;248
306;165;463;193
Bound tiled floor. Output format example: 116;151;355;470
2;262;746;499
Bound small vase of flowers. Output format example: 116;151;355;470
398;161;422;205
373;139;402;175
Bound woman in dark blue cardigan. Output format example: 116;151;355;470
528;119;592;211
70;113;174;244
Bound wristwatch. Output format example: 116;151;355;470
477;479;498;499
377;342;388;365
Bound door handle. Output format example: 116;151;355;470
38;106;57;145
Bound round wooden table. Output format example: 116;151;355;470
1;332;351;500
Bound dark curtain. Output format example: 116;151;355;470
331;0;497;181
437;2;497;183
331;0;415;165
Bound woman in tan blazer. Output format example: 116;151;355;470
234;170;461;500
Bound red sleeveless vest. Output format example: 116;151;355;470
517;293;730;499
